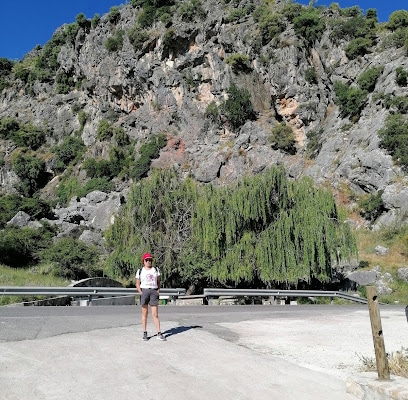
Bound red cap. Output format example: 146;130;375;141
142;253;153;261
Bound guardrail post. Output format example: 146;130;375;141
366;286;390;380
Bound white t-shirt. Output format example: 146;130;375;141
136;267;160;289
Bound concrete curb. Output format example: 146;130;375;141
347;373;408;399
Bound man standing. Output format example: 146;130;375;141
136;253;166;341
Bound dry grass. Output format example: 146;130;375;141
359;348;408;378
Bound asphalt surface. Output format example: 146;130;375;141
0;304;406;400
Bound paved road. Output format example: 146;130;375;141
0;304;406;400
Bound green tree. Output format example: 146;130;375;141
106;167;356;290
221;84;255;130
270;123;297;154
12;153;49;196
293;8;325;45
334;81;367;120
357;66;383;92
345;37;372;59
39;237;100;280
378;114;408;171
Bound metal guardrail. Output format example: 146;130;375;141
0;287;186;297
203;288;368;304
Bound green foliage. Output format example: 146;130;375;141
225;53;251;73
254;7;285;45
137;0;175;28
0;225;55;268
0;117;20;140
333;81;367;120
52;135;86;171
56;177;82;205
108;6;121;24
12;153;49;196
0;119;45;150
130;133;167;180
358;190;385;222
179;0;206;22
91;14;101;29
0;58;13;91
345;37;372;59
340;6;362;18
205;101;220;122
97;119;114;141
305;67;318;84
293;8;325;45
357;66;383;92
396;67;408;86
105;30;124;52
0;194;53;228
305;128;323;159
106;167;357;289
55;70;75;94
75;13;88;28
39;237;100;280
221;84;255;130
382;28;408;49
55;177;114;206
387;10;408;31
269;123;296;154
378;114;408;171
128;25;149;51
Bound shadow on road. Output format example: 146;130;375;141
163;325;203;338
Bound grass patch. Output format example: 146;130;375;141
358;348;408;378
354;226;408;304
0;264;69;305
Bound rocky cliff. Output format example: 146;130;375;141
1;0;408;236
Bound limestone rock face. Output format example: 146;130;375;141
0;0;408;239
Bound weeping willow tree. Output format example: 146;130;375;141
104;168;201;285
104;166;357;289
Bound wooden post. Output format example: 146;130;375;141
366;286;390;380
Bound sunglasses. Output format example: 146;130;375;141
144;259;152;262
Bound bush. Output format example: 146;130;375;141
130;134;167;180
305;68;318;84
91;14;101;29
12;153;50;196
396;67;408;86
334;81;367;120
345;37;372;59
0;117;19;139
293;8;325;45
179;0;205;22
225;53;251;73
0;225;55;268
269;123;296;154
357;66;383;92
221;84;255;130
358;190;385;222
128;25;149;51
387;10;408;31
55;70;75;94
378;114;408;171
108;6;121;24
0;194;53;228
97;119;114;141
105;30;124;52
53;135;86;170
205;101;219;122
39;237;100;280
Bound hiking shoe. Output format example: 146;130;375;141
157;332;166;341
142;332;148;341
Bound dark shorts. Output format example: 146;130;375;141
140;288;159;306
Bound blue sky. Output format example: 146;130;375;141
0;0;407;60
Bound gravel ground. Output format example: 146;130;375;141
218;308;408;380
